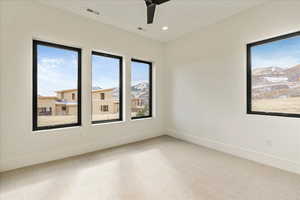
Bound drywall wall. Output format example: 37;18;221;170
2;0;300;175
0;2;3;164
166;1;300;174
0;1;166;171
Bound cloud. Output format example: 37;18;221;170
39;58;64;68
38;57;77;96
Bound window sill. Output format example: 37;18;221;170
91;120;125;126
33;125;82;134
130;117;153;122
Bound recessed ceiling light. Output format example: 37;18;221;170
162;26;169;31
86;8;100;16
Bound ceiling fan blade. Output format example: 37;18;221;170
153;0;170;5
147;4;156;24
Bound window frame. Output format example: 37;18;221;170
32;40;82;131
91;51;123;124
247;31;300;118
131;58;153;120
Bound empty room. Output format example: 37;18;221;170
1;0;300;199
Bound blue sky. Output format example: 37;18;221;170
131;61;149;85
38;45;149;96
92;55;120;89
92;55;149;89
252;35;300;69
38;45;78;96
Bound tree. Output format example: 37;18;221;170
136;105;149;117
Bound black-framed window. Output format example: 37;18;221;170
131;59;153;119
33;40;82;131
247;31;300;118
91;51;123;124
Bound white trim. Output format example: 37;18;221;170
91;120;125;127
33;125;82;135
167;129;300;175
130;117;153;122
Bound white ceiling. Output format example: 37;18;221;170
39;0;270;42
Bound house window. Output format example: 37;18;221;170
38;107;47;115
131;59;152;119
92;51;123;123
100;93;105;100
33;40;81;131
247;31;300;118
101;105;109;112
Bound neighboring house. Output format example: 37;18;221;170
56;89;78;116
92;88;120;115
38;88;124;116
37;96;58;116
131;98;146;113
38;89;78;116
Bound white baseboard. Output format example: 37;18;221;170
0;131;164;172
167;129;300;175
3;129;299;175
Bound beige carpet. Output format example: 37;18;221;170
0;136;300;200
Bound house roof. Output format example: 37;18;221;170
92;88;115;93
38;96;58;99
55;88;115;94
55;89;77;93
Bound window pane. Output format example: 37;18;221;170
34;41;81;130
249;34;300;115
131;60;152;118
92;52;122;123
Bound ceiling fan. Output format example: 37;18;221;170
144;0;170;24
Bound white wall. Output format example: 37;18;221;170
166;1;300;174
0;2;3;170
2;0;300;175
0;1;166;172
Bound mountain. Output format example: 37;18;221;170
112;82;149;99
131;82;149;99
252;65;300;85
92;86;102;91
132;82;149;91
252;66;285;76
284;64;300;81
112;87;119;98
252;64;300;99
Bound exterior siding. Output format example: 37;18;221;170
57;90;77;102
92;89;117;115
37;97;57;116
38;88;121;117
